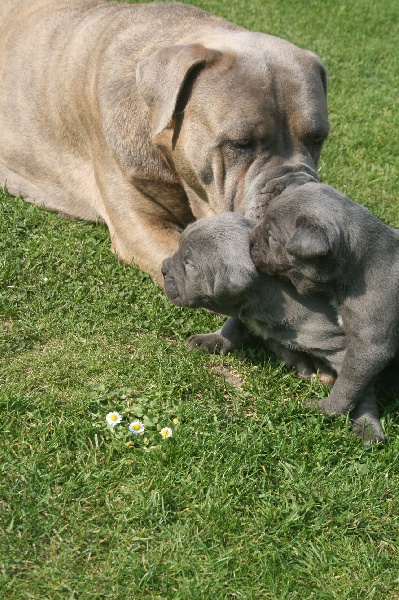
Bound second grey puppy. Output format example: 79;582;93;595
161;212;385;444
250;182;399;428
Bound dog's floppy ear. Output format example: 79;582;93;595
285;217;332;259
136;44;220;135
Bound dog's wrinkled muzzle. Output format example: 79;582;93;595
243;164;319;220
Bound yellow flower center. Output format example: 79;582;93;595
161;429;169;437
133;423;141;431
173;418;179;425
110;414;117;421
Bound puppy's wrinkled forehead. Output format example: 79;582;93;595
180;220;215;250
182;213;253;247
264;184;319;224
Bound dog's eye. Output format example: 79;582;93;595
226;139;255;152
304;133;325;149
312;136;325;146
307;134;326;148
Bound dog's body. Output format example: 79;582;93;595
0;0;328;285
250;182;399;431
162;212;386;443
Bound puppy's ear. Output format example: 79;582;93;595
285;217;331;259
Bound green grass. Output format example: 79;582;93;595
1;0;399;598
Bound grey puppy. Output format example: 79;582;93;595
250;181;399;429
162;212;386;444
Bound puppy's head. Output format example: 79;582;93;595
162;213;258;312
250;183;348;295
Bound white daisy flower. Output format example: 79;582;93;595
160;427;173;439
129;421;145;435
105;411;122;426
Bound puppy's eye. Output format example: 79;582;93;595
304;133;325;149
264;230;273;243
265;232;278;251
184;262;196;275
269;233;277;244
308;134;326;148
312;136;325;146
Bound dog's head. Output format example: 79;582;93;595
137;33;328;221
161;213;257;312
250;183;349;295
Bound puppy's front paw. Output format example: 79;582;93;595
351;420;386;446
310;359;337;387
303;398;319;412
186;333;233;355
303;397;338;418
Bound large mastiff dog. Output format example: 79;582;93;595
0;0;328;285
161;212;385;444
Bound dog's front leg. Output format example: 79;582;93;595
186;318;257;355
94;164;187;286
349;386;385;445
309;340;394;416
187;318;336;382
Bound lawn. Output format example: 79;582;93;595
1;0;399;598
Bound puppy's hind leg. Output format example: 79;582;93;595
264;342;337;385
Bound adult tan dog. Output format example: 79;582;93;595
0;0;328;285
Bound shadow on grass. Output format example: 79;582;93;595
222;338;399;430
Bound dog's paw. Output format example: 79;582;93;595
263;341;315;378
303;398;319;412
351;419;386;446
309;359;337;387
186;333;233;355
315;371;337;387
303;397;338;419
